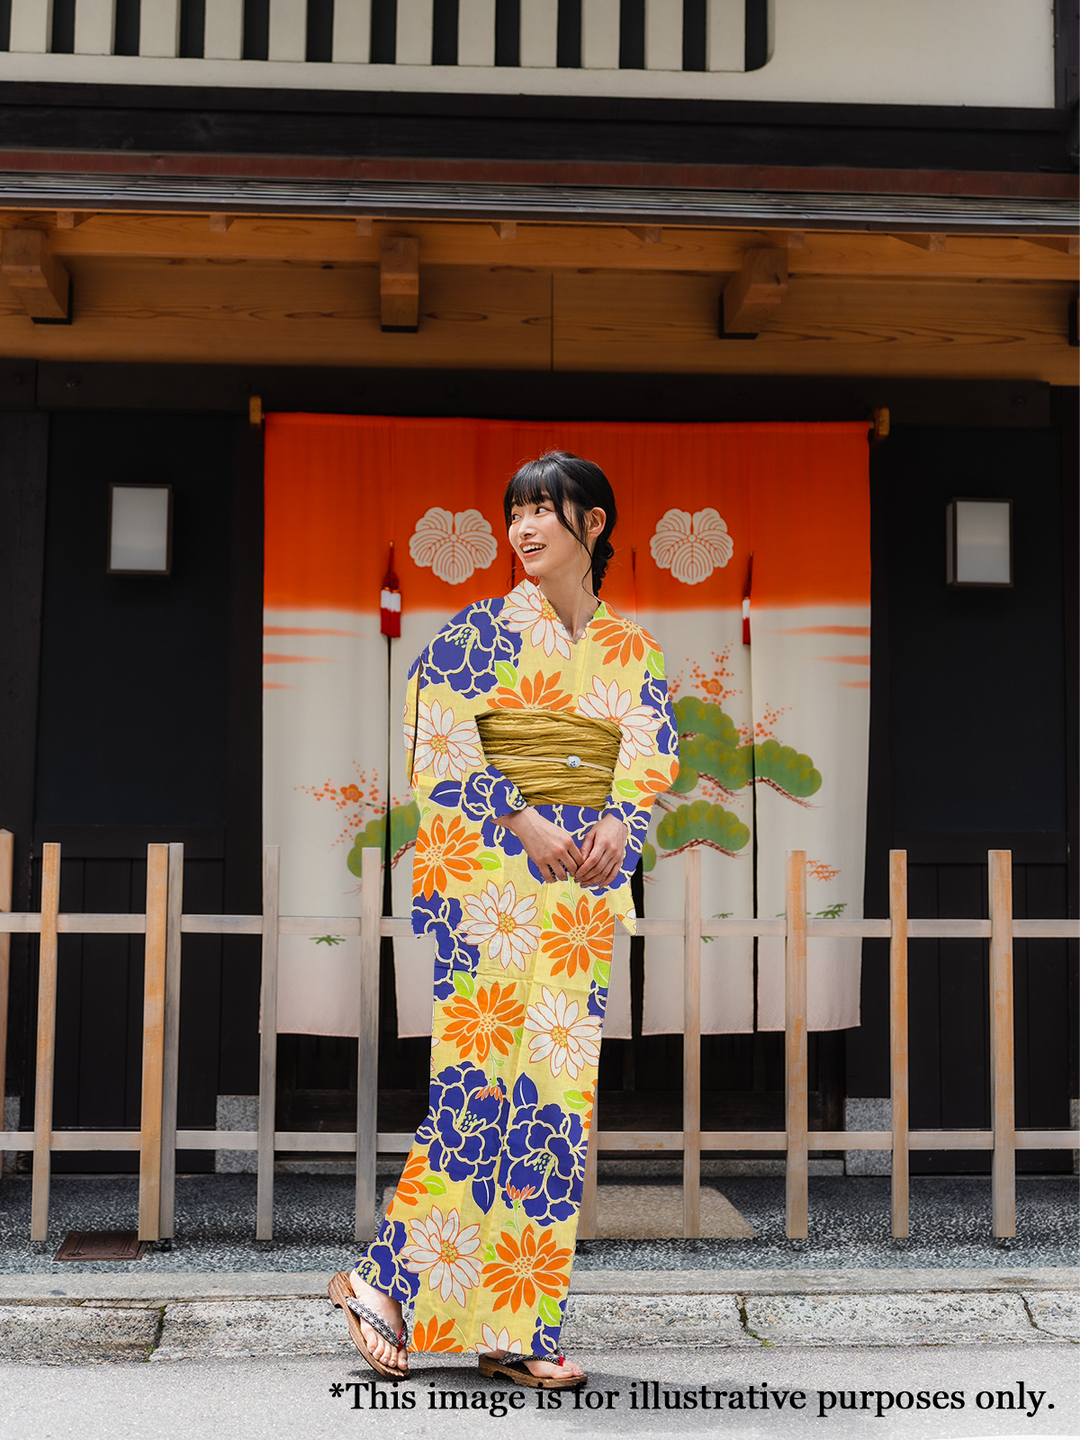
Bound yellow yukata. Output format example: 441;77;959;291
353;580;678;1356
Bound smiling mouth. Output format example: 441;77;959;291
521;544;544;556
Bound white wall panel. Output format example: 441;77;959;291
9;0;53;53
74;0;116;55
520;0;558;67
457;0;495;66
706;0;743;71
332;0;372;63
139;0;181;58
268;0;308;61
396;0;434;65
204;0;244;60
644;0;682;71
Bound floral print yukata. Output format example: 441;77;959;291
353;579;679;1357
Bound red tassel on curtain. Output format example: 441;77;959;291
742;551;753;645
381;543;401;637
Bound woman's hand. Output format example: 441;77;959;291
498;808;584;882
575;814;628;889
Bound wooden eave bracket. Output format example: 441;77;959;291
492;221;517;240
208;214;235;233
1;228;71;323
720;247;788;340
1026;235;1080;255
380;236;420;333
627;226;662;244
895;233;947;251
56;210;92;230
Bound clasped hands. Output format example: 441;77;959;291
497;808;628;889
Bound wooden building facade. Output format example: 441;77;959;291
0;0;1075;1178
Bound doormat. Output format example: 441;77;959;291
53;1230;149;1262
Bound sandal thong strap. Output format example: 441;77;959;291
491;1353;562;1369
345;1298;409;1352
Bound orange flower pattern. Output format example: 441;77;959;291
410;1316;459;1353
590;615;650;668
542;894;614;978
441;981;526;1065
353;582;677;1358
481;1224;573;1314
386;1151;430;1209
487;669;573;712
413;812;482;899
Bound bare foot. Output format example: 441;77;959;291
348;1273;408;1372
494;1352;586;1382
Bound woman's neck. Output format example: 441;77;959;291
536;573;599;644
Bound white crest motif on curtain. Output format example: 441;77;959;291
649;508;734;584
409;507;498;584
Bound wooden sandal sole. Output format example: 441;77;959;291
477;1354;586;1389
328;1272;410;1379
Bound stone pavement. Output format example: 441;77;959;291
0;1267;1075;1365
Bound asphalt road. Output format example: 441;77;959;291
1;1344;1076;1440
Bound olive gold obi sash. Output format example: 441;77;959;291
474;709;621;809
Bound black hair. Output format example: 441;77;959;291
503;451;617;595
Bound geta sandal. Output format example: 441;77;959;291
328;1271;410;1379
477;1353;586;1390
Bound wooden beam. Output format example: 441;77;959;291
29;212;1080;281
0;229;70;321
380;236;420;333
784;848;808;1240
889;849;909;1239
895;233;947;251
722;247;788;336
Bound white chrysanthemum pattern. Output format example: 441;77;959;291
413;698;484;782
524;985;601;1081
577;676;662;767
460;881;541;969
402;1207;483;1306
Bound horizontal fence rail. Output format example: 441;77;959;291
0;833;1076;1246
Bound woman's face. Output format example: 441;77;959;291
507;492;605;584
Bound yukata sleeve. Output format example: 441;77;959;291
405;634;528;824
601;648;680;866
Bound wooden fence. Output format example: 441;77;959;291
0;833;1076;1247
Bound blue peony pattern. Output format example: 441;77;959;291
498;1074;586;1226
423;600;521;697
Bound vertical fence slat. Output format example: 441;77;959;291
138;845;169;1242
74;0;117;55
785;848;808;1239
519;0;558;67
9;0;53;53
457;0;495;65
333;0;372;62
396;0;434;64
30;843;60;1245
582;0;620;67
706;0;745;71
889;848;909;1238
268;0;308;61
0;831;12;1145
645;0;683;70
204;0;245;60
159;842;184;1240
683;849;701;1238
989;849;1016;1238
355;847;381;1243
256;846;280;1242
139;0;181;56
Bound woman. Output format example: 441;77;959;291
330;452;678;1386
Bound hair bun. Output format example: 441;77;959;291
592;537;614;595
